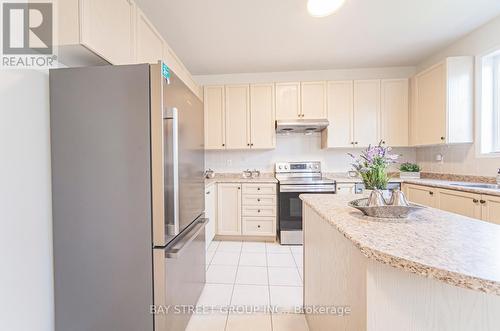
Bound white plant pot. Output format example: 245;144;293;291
399;172;421;179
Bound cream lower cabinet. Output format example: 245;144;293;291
216;183;276;237
436;188;481;219
217;183;241;235
241;184;276;236
404;184;437;207
336;183;356;195
205;184;217;248
403;184;500;224
479;195;500;225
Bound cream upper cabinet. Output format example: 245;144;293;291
414;62;446;145
301;81;327;119
225;85;250;149
437;188;481;219
353;80;381;147
250;84;276;149
275;82;301;120
79;0;136;64
404;184;436;208
322;81;354;148
217;184;242;235
381;79;409;147
135;8;164;64
412;57;473;146
204;86;225;149
480;195;500;225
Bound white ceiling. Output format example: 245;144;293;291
135;0;500;75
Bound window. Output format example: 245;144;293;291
479;48;500;154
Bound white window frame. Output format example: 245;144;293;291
476;46;500;157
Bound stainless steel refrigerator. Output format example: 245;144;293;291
50;63;206;331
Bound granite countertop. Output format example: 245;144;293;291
300;193;500;295
205;173;278;185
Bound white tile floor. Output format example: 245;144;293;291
186;241;309;331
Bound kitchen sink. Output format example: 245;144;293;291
450;183;500;189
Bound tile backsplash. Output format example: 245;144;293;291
206;134;417;173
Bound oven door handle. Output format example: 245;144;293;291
279;185;336;193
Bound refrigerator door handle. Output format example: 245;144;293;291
165;107;180;236
164;218;208;259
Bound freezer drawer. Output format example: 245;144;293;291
153;217;207;331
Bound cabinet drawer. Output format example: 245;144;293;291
242;217;275;236
242;183;276;195
242;205;276;217
242;194;276;206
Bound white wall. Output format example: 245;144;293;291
415;15;500;177
0;69;54;331
206;134;416;173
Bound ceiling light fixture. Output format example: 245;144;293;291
307;0;346;17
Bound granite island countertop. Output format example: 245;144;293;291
300;193;500;295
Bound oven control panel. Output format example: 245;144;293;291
275;161;321;173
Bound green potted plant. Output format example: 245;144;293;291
348;142;399;192
399;162;421;179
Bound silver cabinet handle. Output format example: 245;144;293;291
165;218;208;259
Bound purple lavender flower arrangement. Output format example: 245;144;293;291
347;141;399;190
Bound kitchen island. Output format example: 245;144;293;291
300;193;500;331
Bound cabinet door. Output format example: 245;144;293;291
275;82;300;120
136;8;164;64
437;188;481;219
250;84;275;149
381;79;409;147
323;81;353;148
415;63;446;145
353;80;380;147
336;183;356;195
301;81;327;119
404;184;436;207
80;0;135;64
204;86;225;149
205;184;216;248
225;85;250;149
480;195;500;225
217;184;242;235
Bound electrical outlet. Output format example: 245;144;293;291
226;159;232;166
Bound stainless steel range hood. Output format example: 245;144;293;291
275;119;329;134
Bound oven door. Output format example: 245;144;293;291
278;184;335;243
